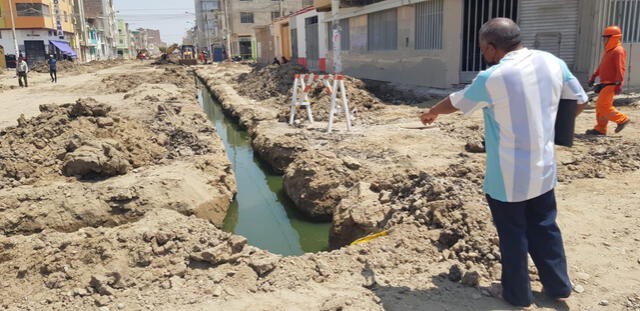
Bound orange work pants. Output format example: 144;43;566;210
594;86;628;134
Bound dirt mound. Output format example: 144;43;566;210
151;55;181;65
558;136;640;181
233;63;386;122
236;63;308;100
0;209;278;310
0;98;166;189
31;59;124;74
102;67;192;93
378;162;501;280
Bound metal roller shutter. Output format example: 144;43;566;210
518;0;580;67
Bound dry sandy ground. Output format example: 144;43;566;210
0;62;638;311
196;63;640;311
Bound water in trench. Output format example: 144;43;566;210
196;80;331;256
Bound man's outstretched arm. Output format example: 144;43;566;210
420;97;458;124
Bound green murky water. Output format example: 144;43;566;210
197;80;330;256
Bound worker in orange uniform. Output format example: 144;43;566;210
586;25;631;135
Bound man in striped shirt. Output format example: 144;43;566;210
421;18;588;308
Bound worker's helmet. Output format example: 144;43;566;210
602;25;622;37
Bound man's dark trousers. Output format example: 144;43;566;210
487;189;571;307
18;72;28;87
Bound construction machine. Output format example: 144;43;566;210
159;44;197;65
180;45;197;66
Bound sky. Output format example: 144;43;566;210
112;0;195;45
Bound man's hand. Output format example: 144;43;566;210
420;110;439;125
588;79;595;88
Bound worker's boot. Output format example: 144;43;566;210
585;129;605;136
615;118;630;133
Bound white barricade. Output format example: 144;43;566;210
289;74;352;133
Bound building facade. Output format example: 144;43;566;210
288;0;640;89
84;0;118;60
225;0;307;59
0;0;77;65
195;0;220;53
116;19;132;59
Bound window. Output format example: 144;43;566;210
202;1;218;10
271;11;281;20
415;0;443;50
367;9;397;51
16;3;51;17
327;19;350;51
240;12;254;23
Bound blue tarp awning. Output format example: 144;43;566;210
50;40;77;58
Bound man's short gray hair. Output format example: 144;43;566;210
479;18;522;51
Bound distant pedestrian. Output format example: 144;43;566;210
421;18;588;309
16;57;29;88
198;51;205;64
272;57;281;65
48;55;58;83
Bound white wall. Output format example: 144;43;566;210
0;29;73;56
322;0;463;88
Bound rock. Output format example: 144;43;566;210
465;139;485;153
16;114;28;128
599;300;609;306
211;285;223;297
448;264;463;282
90;274;115;296
228;235;247;252
117;303;125;309
248;253;280;276
73;287;89;297
94;295;111;307
342;156;361;170
329;182;391;248
97;117;115;128
573;284;585;293
461;270;480;287
62;140;130;177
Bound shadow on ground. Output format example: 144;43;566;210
363;266;571;311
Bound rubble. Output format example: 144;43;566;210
30;59;125;74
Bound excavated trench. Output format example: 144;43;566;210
196;79;331;256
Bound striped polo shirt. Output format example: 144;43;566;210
450;48;588;202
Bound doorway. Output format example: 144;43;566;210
460;0;519;82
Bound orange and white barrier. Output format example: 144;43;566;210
289;74;352;133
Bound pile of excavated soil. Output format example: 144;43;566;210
0;209;278;310
236;63;308;100
30;60;124;74
0;94;221;191
558;136;640;181
102;67;192;93
151;55;181;65
234;63;386;122
0;98;166;189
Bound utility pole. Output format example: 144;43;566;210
8;0;20;58
331;0;342;73
221;0;231;59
